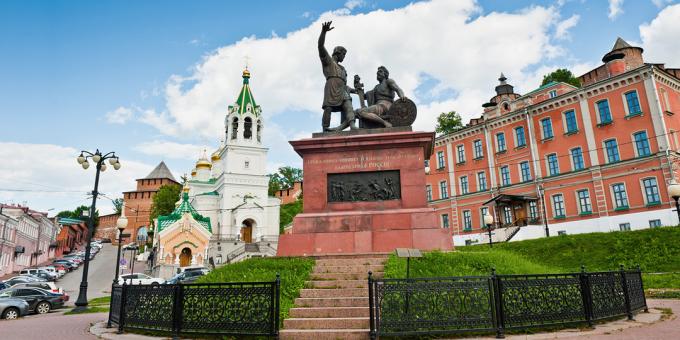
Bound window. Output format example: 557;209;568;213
619;223;631;231
500;166;511;186
425;185;432;201
244;117;253;139
625;91;642;115
597;100;612;124
460;176;469;195
477;172;487;191
577;190;592;214
503;206;512;224
520;161;532;182
257;120;262;142
547;154;560;176
463;211;472;230
642;178;661;205
571;147;584;171
564;110;578;133
424;160;429;168
541;118;554;139
649;219;662;228
633;131;651;157
604;139;620;163
244;161;250;168
441;214;450;228
515;126;526;147
231;117;238;139
528;201;538;219
456;145;466;163
437;151;445;169
552;194;566;218
496;133;506;152
480;207;489;227
612;183;629;209
440;181;448;199
473;140;483;159
549;90;557;98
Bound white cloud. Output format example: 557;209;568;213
302;11;311;19
0;142;153;215
652;0;674;8
608;0;624;20
105;106;133;124
640;4;680;67
345;0;365;10
140;0;566;140
134;140;207;160
555;14;580;40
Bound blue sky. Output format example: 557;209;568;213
1;0;678;214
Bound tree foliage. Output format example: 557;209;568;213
268;166;303;196
435;111;464;135
112;198;123;214
149;184;182;225
56;205;99;227
541;68;581;88
279;200;303;234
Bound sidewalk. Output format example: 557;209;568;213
89;299;680;340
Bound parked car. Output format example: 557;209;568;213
166;269;209;284
10;282;64;295
4;276;44;287
0;297;30;320
0;282;9;291
116;273;165;285
40;266;65;278
100;238;112;243
0;288;66;314
20;268;57;281
52;260;76;271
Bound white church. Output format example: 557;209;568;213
183;68;281;265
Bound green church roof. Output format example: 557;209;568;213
228;69;261;116
157;192;212;233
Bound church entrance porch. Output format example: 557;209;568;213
241;219;255;243
179;247;192;267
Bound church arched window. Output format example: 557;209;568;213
256;120;262;142
244;117;252;139
231;117;238;140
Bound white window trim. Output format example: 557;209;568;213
602;138;620;164
456;144;466;163
473;139;483;159
569;147;584;171
499;166;511;186
561;109;579;134
477;171;487;191
441;214;449;228
594;99;611;124
545;153;560;176
495;133;506;152
574;189;592;214
609;182;630;209
622;89;642;116
517;161;531;182
462;210;472;230
479;207;489;227
631;129;650;158
437;151;445;169
425;185;432;201
549;90;557;98
439;180;448;199
459;176;468;194
540;118;553;140
513;126;526;148
638;176;660;206
551;193;566;218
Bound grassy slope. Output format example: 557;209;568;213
197;257;315;323
279;200;303;234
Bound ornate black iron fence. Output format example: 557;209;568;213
108;276;280;338
368;266;647;339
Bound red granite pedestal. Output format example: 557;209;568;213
277;129;453;256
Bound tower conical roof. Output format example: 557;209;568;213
144;161;177;182
229;69;260;116
611;37;632;51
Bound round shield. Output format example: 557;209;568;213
385;98;417;127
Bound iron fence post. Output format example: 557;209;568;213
619;265;634;320
579;265;594;328
368;271;376;340
118;281;127;334
491;268;505;339
274;273;281;338
637;264;648;312
106;282;115;328
171;284;182;339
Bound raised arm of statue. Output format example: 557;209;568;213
318;21;334;65
387;78;406;99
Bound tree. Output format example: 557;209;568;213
149;184;182;224
56;205;100;227
112;198;123;214
268;166;303;196
435;111;463;135
541;68;581;88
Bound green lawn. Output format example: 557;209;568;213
197;256;315;324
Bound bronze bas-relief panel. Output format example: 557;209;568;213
327;170;401;202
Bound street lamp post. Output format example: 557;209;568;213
484;212;494;248
113;211;129;283
73;149;121;311
669;180;680;226
539;185;550;237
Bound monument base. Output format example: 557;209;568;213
277;130;453;256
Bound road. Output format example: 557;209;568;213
58;243;118;304
0;311;104;340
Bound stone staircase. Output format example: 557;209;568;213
280;255;387;340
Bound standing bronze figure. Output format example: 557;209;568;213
318;21;356;131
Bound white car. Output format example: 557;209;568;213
39;266;65;278
116;273;165;285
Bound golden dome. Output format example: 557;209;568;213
211;149;221;162
195;149;212;169
190;168;197;176
182;182;190;193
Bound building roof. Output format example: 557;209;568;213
611;37;632;51
144;161;177;182
229;69;261;116
157;192;211;233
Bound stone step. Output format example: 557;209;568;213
310;271;383;281
315;258;386;266
283;317;369;330
306;280;367;289
312;264;384;274
295;297;368;308
279;329;370;340
299;288;367;298
289;307;369;318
